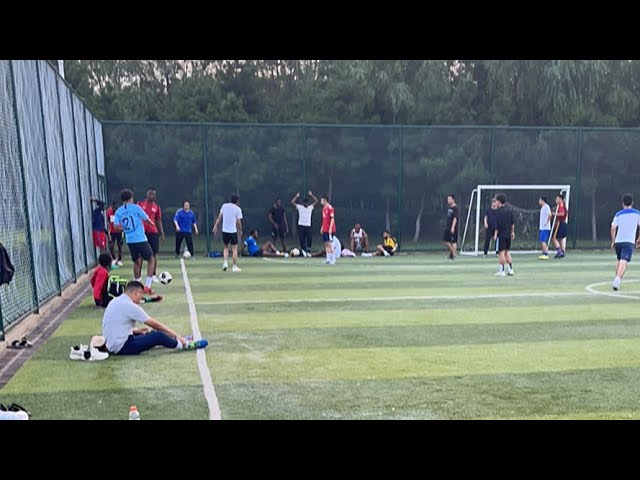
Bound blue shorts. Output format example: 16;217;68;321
322;232;333;242
539;230;551;244
615;242;635;262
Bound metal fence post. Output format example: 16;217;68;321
35;61;63;296
301;124;307;195
203;123;211;255
572;128;583;249
54;65;77;283
9;60;40;312
398;125;403;248
70;97;89;272
490;127;496;184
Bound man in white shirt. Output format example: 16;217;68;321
350;224;369;254
291;190;318;257
102;280;208;355
611;194;640;291
538;196;552;260
212;194;243;272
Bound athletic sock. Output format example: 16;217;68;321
509;263;512;269
175;339;184;350
145;277;153;288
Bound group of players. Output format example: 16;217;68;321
90;185;639;292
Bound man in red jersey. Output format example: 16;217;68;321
551;193;568;259
138;187;165;283
106;200;123;268
320;195;336;265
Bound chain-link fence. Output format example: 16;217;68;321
103;122;639;256
0;60;104;339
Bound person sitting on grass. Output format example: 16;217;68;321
363;230;398;257
102;280;208;355
241;230;289;258
91;253;113;308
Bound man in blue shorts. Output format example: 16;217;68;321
611;194;640;291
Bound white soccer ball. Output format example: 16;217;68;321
159;271;172;284
183;250;192;259
291;248;300;257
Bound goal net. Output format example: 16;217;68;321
460;185;571;255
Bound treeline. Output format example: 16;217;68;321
64;61;640;244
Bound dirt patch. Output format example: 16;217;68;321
0;273;92;389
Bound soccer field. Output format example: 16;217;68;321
2;251;640;420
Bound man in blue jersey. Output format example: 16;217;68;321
113;189;157;295
241;230;288;258
611;194;640;291
173;201;199;258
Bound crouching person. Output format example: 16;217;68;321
102;280;208;355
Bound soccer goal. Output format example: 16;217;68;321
460;184;571;256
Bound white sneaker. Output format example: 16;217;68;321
152;275;160;284
70;344;89;361
507;269;514;276
276;250;281;256
117;261;123;267
383;251;390;257
361;252;373;258
111;260;117;267
283;253;289;258
222;262;228;271
495;270;506;277
86;346;109;361
324;258;331;264
613;277;621;291
232;265;242;272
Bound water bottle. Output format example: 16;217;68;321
128;406;140;420
0;410;29;420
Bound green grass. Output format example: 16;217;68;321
2;251;640;419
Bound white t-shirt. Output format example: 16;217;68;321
220;202;243;233
102;294;150;354
351;229;366;244
332;236;342;258
296;204;314;227
539;204;551;230
612;208;640;244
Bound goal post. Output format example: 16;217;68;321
460;184;571;256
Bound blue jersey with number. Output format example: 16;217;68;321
114;203;149;244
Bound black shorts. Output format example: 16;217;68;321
443;229;458;243
128;241;153;262
146;233;160;255
383;245;395;256
272;225;286;239
498;237;511;252
222;232;239;245
110;232;123;245
251;248;264;257
555;222;568;240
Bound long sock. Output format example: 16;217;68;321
145;277;153;288
509;263;513;269
499;264;504;272
174;339;183;350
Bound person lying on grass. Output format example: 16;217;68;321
102;280;207;355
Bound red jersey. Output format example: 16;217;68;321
138;200;162;234
556;204;568;223
106;207;118;233
322;204;336;233
90;266;109;302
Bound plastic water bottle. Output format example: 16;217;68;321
0;410;29;420
128;406;140;420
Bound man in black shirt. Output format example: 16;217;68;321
483;197;499;256
443;194;460;260
493;193;515;277
269;198;289;252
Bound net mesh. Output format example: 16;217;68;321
0;60;37;329
39;60;74;286
73;95;94;267
13;60;58;302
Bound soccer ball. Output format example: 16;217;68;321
291;248;300;257
183;250;192;259
159;271;172;284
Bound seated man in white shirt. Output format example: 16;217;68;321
350;224;369;254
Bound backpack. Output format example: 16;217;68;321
0;242;15;286
104;275;128;306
